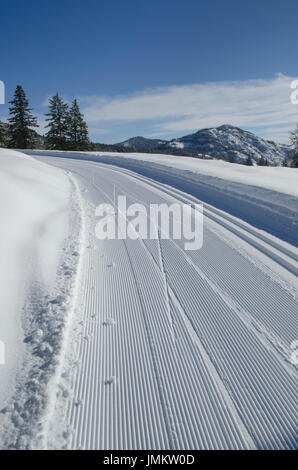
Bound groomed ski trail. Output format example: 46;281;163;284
34;156;297;450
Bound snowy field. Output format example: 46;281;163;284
0;148;297;449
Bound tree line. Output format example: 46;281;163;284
240;154;296;167
0;84;91;151
0;85;298;167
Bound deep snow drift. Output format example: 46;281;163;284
0;149;82;448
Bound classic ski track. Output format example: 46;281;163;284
89;170;297;448
39;157;297;450
103;167;298;365
89;177;256;450
93;163;298;345
93;178;180;449
96;163;298;272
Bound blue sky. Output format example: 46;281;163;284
0;0;297;143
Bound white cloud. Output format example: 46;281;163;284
79;74;298;143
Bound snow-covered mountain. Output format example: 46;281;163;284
117;136;168;151
162;125;293;164
1;120;294;165
117;125;293;165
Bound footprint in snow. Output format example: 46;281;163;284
62;429;73;440
49;295;66;305
104;376;117;386
106;262;116;268
102;318;116;327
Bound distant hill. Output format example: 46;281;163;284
116;125;293;165
161;125;293;165
1;121;294;165
92;142;136;153
117;136;168;151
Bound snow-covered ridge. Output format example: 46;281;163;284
117;125;293;165
117;136;168;150
166;125;293;164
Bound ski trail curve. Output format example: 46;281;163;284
32;156;297;450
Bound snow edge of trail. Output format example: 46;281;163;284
41;173;86;450
0;171;85;450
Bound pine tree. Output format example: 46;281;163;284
7;85;38;149
229;155;235;163
258;156;265;166
282;157;288;167
245;155;253;166
45;94;69;150
67;99;90;151
290;125;298;168
0;121;5;147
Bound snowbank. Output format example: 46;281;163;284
25;150;298;198
0;149;70;419
115;153;298;198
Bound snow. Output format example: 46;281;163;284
0;149;83;448
24;150;298;249
20;150;297;450
1;148;297;449
169;141;185;149
167;125;293;165
26;149;298;197
94;152;298;197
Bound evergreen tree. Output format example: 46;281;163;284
264;158;269;166
229;155;235;163
290;125;298;168
245;155;253;166
67;99;90;151
0;121;5;147
282;157;288;167
258;156;265;166
7;85;38;149
45;94;69;150
292;152;298;168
